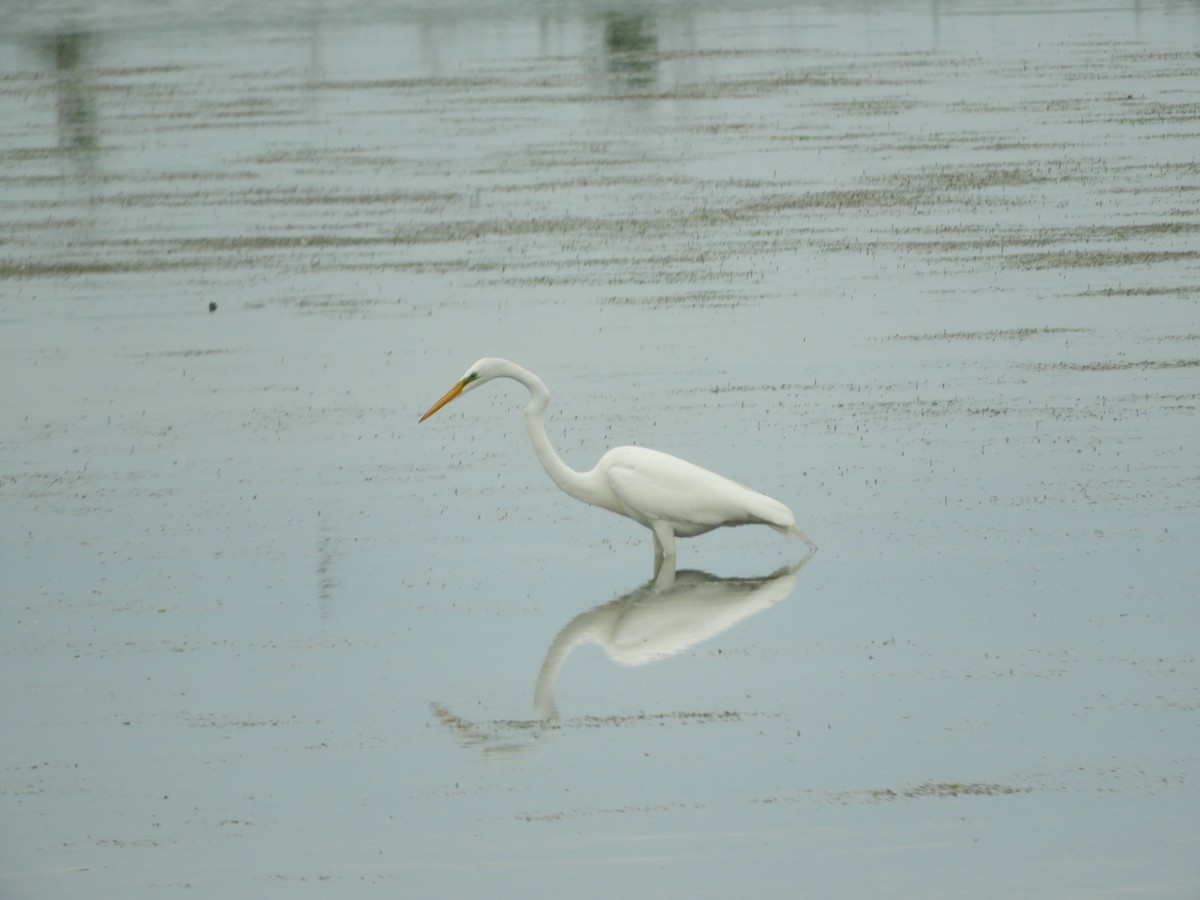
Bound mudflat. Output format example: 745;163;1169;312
2;1;1197;897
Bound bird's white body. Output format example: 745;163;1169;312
587;444;798;536
420;357;815;570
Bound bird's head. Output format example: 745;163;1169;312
419;357;502;422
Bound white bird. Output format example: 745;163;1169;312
419;358;816;572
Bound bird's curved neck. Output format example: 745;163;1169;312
501;362;594;502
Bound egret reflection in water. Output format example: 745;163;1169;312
534;550;815;720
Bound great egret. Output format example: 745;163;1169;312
419;358;816;570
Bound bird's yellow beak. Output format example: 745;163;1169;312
419;380;466;422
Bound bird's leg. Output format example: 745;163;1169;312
789;544;818;573
652;561;676;591
651;521;677;578
789;524;817;551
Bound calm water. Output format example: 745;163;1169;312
2;1;1198;897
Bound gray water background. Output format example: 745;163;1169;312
2;0;1198;896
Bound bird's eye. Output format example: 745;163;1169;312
464;372;479;384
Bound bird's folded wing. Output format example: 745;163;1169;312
607;462;768;530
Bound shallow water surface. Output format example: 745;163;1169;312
1;0;1198;897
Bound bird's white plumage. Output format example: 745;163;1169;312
601;446;793;536
420;357;815;571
